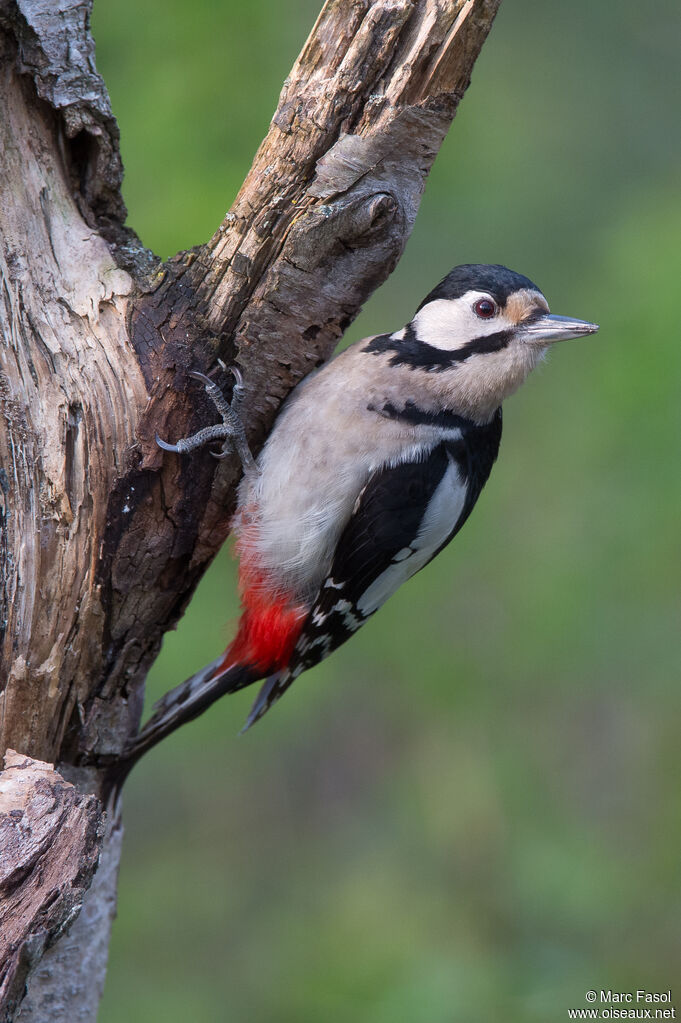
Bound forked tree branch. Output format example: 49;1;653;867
0;0;501;1016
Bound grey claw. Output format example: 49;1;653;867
188;370;214;387
156;433;181;453
155;364;256;478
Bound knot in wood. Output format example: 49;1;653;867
340;191;398;242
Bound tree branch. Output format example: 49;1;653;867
85;0;502;769
0;0;501;1014
0;752;104;1021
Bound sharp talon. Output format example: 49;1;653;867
189;371;213;387
156;433;181;453
155;365;254;471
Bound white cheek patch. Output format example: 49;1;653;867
411;292;513;351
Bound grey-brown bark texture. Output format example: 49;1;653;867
0;0;501;1016
0;752;105;1021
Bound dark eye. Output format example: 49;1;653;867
474;298;497;319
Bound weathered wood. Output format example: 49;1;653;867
14;801;122;1023
86;0;502;767
0;0;501;1016
0;0;501;776
0;43;146;761
0;752;104;1022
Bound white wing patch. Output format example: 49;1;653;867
356;456;467;616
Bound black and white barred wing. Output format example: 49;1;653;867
308;443;470;638
243;441;472;729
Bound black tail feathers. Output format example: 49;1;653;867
240;671;293;733
115;656;260;778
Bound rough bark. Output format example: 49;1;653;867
0;0;501;1016
14;801;122;1023
0;752;104;1021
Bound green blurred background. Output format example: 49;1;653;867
92;1;681;1020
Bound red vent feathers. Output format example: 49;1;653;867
219;566;306;675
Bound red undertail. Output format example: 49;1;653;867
217;564;306;676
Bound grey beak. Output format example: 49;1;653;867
520;313;599;345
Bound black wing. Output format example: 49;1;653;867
291;442;464;670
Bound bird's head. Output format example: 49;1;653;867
400;263;599;419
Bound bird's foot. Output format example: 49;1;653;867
156;362;259;479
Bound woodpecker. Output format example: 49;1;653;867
126;264;597;764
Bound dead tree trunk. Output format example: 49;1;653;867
0;0;501;1017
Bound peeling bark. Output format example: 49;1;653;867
0;0;501;1016
14;803;122;1023
0;752;104;1021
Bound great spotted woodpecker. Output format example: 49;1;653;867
125;264;598;764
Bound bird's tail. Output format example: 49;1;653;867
240;670;293;733
108;572;307;790
118;655;260;774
